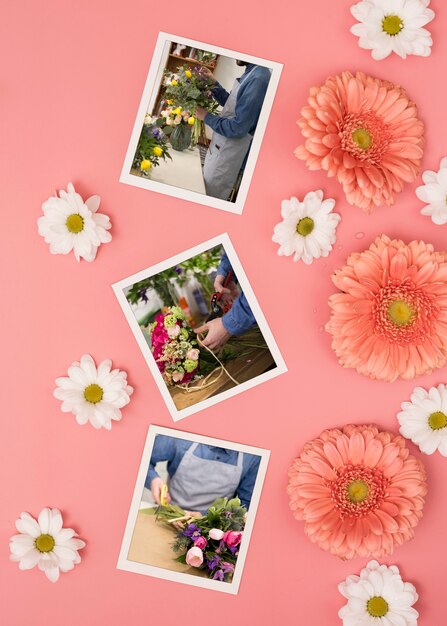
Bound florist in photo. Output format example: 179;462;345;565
131;39;272;203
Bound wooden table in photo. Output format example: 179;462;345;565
127;509;206;577
170;329;276;410
131;146;206;195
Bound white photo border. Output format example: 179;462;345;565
116;425;270;595
119;31;283;215
112;232;287;421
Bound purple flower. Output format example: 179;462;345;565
182;524;201;540
221;561;234;574
206;554;221;570
151;128;161;138
228;545;239;556
213;569;224;581
174;266;182;275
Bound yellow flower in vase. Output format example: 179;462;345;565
171;79;178;86
188;116;195;125
172;107;182;115
167;99;173;105
152;146;163;157
185;69;192;78
140;159;152;171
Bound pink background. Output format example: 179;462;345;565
1;1;446;623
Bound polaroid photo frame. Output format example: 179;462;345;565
120;32;283;214
112;232;287;421
117;425;270;594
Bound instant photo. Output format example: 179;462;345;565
120;32;282;214
117;426;270;593
112;233;287;420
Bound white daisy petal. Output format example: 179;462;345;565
397;384;447;456
273;191;340;265
417;157;447;224
37;183;112;262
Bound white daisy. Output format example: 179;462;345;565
416;156;447;225
351;0;435;60
54;354;133;430
272;190;341;265
339;560;419;626
9;507;85;583
397;384;447;456
37;182;112;262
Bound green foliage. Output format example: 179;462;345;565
132;121;172;171
164;66;220;115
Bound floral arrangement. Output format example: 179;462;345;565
54;354;133;430
287;424;427;559
325;235;447;382
272;190;341;265
295;71;424;213
164;65;219;115
157;497;245;582
9;507;85;583
351;0;434;60
37;182;112;262
149;306;200;385
398;384;447;456
132;114;172;174
339;560;419;625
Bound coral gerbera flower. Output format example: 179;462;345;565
326;235;447;382
295;71;424;213
287;424;427;560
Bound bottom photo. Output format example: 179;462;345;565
117;425;270;594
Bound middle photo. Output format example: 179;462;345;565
113;233;287;420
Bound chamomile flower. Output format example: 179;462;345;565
351;0;435;60
37;182;112;262
339;560;419;626
54;354;133;430
416;156;447;225
272;190;341;265
398;384;447;456
9;508;85;583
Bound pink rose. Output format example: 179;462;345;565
194;536;207;550
172;371;184;383
209;528;225;541
186;348;200;361
222;531;242;547
185;546;203;567
168;325;181;339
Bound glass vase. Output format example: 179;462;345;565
170;124;192;152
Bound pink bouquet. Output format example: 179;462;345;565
149;306;200;386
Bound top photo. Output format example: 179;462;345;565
120;32;282;214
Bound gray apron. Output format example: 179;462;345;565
203;71;254;200
168;443;243;513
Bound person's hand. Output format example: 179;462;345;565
195;106;208;121
200;67;216;83
151;477;171;506
214;274;239;308
195;318;231;351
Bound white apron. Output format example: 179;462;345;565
203;71;254;200
168;443;243;513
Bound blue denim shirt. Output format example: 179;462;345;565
216;253;256;336
145;435;261;510
204;64;271;138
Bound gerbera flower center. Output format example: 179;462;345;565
352;128;372;150
66;213;84;234
367;596;389;618
382;15;403;36
296;217;315;236
387;300;414;326
84;383;104;404
329;465;388;519
35;533;55;553
347;480;369;503
373;278;437;345
428;411;447;430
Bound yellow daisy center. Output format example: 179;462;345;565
84;383;104;404
382;15;404;36
367;596;389;618
66;214;84;234
387;300;414;326
296;217;315;236
35;533;55;553
347;480;369;503
428;411;447;430
352;128;372;150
